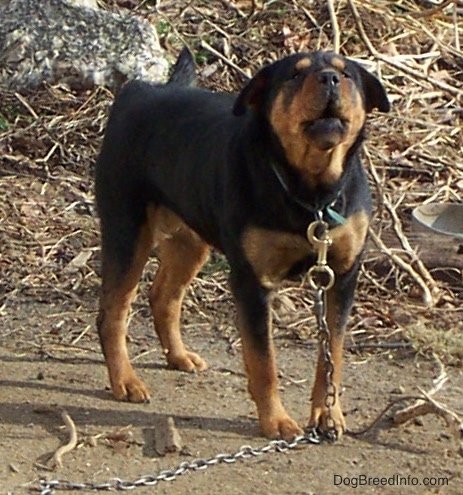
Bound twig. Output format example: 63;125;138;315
200;40;251;79
327;0;340;52
392;355;463;447
352;356;462;441
394;386;463;434
365;147;440;303
14;93;39;120
347;0;463;97
453;2;460;52
51;409;78;469
348;395;424;436
368;227;435;307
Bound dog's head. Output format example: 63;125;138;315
233;52;390;185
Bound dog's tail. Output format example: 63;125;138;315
168;47;197;87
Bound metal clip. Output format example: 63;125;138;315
306;220;335;291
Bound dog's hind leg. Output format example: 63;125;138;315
149;208;210;372
97;215;154;403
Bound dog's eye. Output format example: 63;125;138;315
342;71;352;79
291;71;303;81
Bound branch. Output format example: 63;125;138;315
327;0;340;52
51;409;78;469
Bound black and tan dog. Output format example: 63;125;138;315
95;49;389;440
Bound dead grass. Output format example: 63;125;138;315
0;0;462;364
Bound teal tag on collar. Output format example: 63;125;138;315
325;205;346;225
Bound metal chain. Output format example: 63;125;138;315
313;287;338;442
307;215;338;442
39;435;320;494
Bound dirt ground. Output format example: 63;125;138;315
1;1;463;494
1;312;463;495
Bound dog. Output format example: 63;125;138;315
95;48;390;441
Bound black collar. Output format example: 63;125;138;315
270;160;346;226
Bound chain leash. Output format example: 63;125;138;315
306;213;338;442
39;435;319;494
38;211;339;494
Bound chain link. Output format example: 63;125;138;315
39;435;319;494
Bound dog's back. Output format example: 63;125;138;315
95;50;239;249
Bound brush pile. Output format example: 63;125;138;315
1;0;462;363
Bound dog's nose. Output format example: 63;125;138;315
318;71;341;88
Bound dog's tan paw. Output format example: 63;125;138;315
260;413;304;441
308;401;346;439
112;376;151;403
167;351;207;372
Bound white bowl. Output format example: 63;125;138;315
412;203;463;239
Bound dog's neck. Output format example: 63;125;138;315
269;158;347;227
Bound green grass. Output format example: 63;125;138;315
0;112;9;131
156;20;170;37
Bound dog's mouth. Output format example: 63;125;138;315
303;105;349;151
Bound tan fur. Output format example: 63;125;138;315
97;220;155;402
329;210;370;274
241;227;313;288
308;211;369;436
149;207;210;372
330;55;346;71
241;210;369;286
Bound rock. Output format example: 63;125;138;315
72;0;99;8
153;417;183;456
0;0;167;91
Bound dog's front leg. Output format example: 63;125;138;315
309;212;370;438
308;287;347;438
230;269;303;440
308;267;360;439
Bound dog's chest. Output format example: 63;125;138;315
241;227;314;288
241;210;369;288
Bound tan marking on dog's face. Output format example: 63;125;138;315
295;58;312;71
329;210;370;274
330;55;346;71
241;227;313;288
270;55;366;187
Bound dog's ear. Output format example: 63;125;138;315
233;65;274;116
355;63;390;113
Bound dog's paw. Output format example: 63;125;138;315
167;351;207;372
260;413;304;441
112;376;151;403
308;401;346;439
